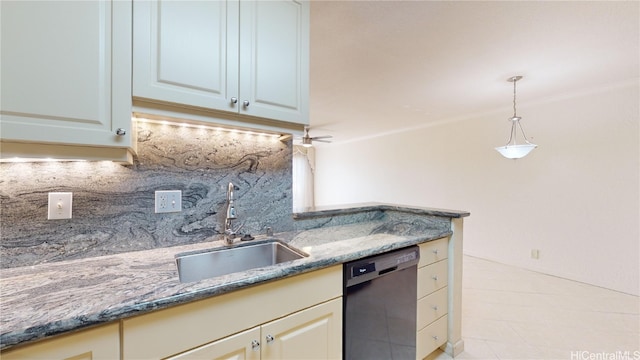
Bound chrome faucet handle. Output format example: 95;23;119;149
223;222;244;244
232;222;244;234
225;222;244;236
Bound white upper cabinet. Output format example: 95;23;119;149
133;0;238;113
133;0;309;125
0;0;135;162
239;1;309;124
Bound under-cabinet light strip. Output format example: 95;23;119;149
134;117;283;139
2;119;287;163
3;158;89;163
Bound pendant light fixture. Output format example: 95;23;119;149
495;75;537;159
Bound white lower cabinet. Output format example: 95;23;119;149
0;323;120;360
417;238;449;359
122;266;342;359
169;299;342;360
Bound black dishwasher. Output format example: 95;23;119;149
343;246;420;360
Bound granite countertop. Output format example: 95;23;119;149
293;202;470;219
0;204;468;350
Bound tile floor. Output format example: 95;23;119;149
428;255;640;360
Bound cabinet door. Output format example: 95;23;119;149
0;324;120;360
239;0;309;124
167;327;261;360
0;0;133;149
261;298;342;360
133;0;240;113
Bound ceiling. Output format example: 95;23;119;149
308;1;639;144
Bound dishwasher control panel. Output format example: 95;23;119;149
345;246;420;287
352;262;376;277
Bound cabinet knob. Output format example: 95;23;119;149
431;275;438;281
432;249;439;255
432;335;439;341
251;340;260;351
231;97;238;104
266;335;275;344
243;100;250;107
115;128;126;136
431;305;438;311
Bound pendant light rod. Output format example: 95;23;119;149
509;75;522;119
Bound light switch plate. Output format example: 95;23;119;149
155;190;182;213
48;192;73;220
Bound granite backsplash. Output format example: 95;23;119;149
0;121;295;268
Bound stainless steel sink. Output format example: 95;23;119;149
175;240;308;283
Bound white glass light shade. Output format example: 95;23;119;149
495;117;537;159
495;143;537;159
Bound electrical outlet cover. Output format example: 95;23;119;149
155;190;182;213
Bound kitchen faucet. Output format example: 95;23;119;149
224;182;242;244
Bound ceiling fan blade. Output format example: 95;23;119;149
312;139;332;143
310;135;333;140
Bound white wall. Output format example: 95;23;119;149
314;81;639;296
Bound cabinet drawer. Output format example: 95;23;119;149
417;259;447;298
416;315;447;360
417;287;448;331
418;238;448;267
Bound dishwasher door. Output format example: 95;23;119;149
343;246;420;360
